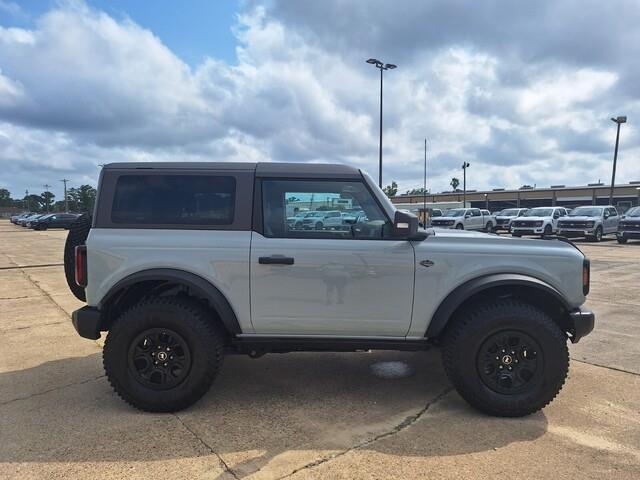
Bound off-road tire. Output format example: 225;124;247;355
456;223;464;230
617;236;627;244
442;299;568;417
484;222;493;232
103;296;225;412
63;214;92;301
542;224;553;237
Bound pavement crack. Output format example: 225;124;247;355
173;413;240;480
0;319;67;333
0;263;64;271
0;374;106;406
573;358;639;376
279;386;454;479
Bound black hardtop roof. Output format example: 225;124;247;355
103;162;362;178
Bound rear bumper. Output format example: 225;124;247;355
72;306;102;340
568;307;595;343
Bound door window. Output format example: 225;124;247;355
262;180;392;239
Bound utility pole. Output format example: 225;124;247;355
25;189;29;211
609;116;627;205
43;184;51;212
462;162;470;207
423;139;427;224
61;179;69;212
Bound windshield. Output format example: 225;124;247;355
524;208;553;217
625;207;640;217
498;209;520;216
569;207;603;217
444;209;466;217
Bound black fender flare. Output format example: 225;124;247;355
100;268;242;334
425;273;571;338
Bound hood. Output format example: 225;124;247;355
432;216;460;221
516;216;551;221
560;216;597;222
496;215;518;220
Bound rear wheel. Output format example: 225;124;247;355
617;236;627;244
442;299;568;417
103;296;225;412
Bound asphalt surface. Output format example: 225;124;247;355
0;221;638;479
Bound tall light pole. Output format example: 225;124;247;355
423;138;427;222
60;179;69;212
609;116;627;205
462;162;470;207
366;58;397;187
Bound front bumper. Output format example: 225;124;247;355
568;307;595;343
511;227;545;235
617;231;640;239
72;306;102;340
558;229;596;238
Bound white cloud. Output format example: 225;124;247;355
0;1;639;200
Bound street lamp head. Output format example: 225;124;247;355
611;116;627;124
385;63;397;70
462;162;470;169
366;58;380;65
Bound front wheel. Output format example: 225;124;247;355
456;223;464;230
103;296;225;412
617;236;627;244
484;222;493;232
442;299;568;417
590;226;603;242
542;224;553;237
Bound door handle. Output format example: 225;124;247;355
258;255;294;265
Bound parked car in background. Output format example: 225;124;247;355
431;208;494;231
617;206;640;244
511;207;568;237
557;206;619;242
301;210;342;230
19;213;44;227
494;208;528;231
30;213;80;230
286;211;312;229
480;209;497;231
11;213;33;224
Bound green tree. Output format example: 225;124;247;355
450;177;460;191
0;188;11;206
382;181;398;197
40;191;55;212
405;187;428;195
77;184;97;213
24;194;44;212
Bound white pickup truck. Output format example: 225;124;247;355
430;208;496;231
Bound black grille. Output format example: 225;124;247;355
513;220;539;227
431;220;449;226
558;221;589;229
620;222;640;231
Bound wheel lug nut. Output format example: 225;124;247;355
508;366;513;371
495;356;499;360
163;363;167;367
154;361;158;365
167;347;171;351
498;365;503;369
151;352;155;356
170;356;174;360
515;359;519;363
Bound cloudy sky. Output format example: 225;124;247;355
0;0;639;200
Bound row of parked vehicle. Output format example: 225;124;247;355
286;209;367;230
9;212;81;230
430;205;640;243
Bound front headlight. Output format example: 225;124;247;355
586;221;595;228
535;221;543;227
446;220;455;225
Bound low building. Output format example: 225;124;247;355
391;182;640;212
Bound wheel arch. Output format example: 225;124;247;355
426;274;572;339
99;268;241;335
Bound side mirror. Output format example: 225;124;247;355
464;213;472;218
393;210;426;241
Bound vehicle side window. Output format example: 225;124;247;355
471;209;481;217
262;180;392;240
608;208;617;217
111;175;235;225
553;210;560;218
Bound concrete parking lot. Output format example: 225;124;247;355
0;220;638;480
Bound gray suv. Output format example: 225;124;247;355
557;206;619;241
67;162;594;416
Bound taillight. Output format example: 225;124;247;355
75;245;87;287
582;258;590;295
